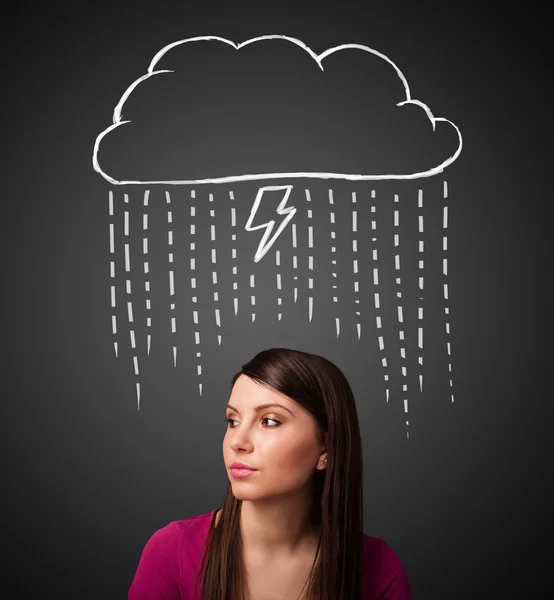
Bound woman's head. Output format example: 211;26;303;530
223;371;328;509
223;348;360;515
197;347;365;600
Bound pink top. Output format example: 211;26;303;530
129;509;412;599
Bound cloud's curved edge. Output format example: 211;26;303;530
92;34;463;185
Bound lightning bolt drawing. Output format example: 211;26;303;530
245;185;297;263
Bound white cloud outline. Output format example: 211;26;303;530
92;34;463;185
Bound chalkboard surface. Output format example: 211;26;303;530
4;2;551;599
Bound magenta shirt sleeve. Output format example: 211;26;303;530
377;550;412;600
128;521;183;600
364;537;412;600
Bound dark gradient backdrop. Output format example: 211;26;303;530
3;2;551;599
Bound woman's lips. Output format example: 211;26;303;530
231;468;257;478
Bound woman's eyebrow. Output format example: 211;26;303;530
226;403;294;416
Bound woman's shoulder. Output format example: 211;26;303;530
361;533;412;599
362;532;397;553
361;532;408;571
147;508;220;550
146;509;220;566
129;509;220;598
173;507;220;534
178;507;220;527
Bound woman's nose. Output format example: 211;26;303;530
229;425;254;451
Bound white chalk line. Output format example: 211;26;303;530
229;190;239;317
370;190;390;402
166;191;178;365
93;35;463;186
443;180;454;402
209;192;222;345
276;249;283;320
246;185;296;263
292;221;299;304
304;189;311;317
329;189;340;337
417;189;424;394
250;273;256;323
393;193;409;430
143;190;152;357
190;189;203;396
124;192;140;409
108;191;119;358
293;191;303;307
352;192;362;340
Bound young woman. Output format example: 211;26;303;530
129;347;412;599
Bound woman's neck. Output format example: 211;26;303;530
239;500;320;559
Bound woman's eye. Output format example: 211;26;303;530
224;417;281;427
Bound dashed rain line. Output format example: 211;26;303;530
393;193;410;433
143;190;152;356
352;191;362;339
292;208;299;305
305;189;313;319
124;192;140;408
250;273;256;323
108;191;118;358
370;190;390;402
329;189;340;337
443;181;455;402
276;250;283;320
417;189;424;393
209;193;222;345
190;190;203;396
229;190;239;316
166;191;178;366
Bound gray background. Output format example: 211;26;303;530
3;1;551;598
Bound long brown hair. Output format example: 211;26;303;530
194;347;364;600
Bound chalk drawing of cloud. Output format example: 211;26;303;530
93;35;462;184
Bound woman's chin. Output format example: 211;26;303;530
231;487;266;502
232;489;256;499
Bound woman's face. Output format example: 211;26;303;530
223;374;327;502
